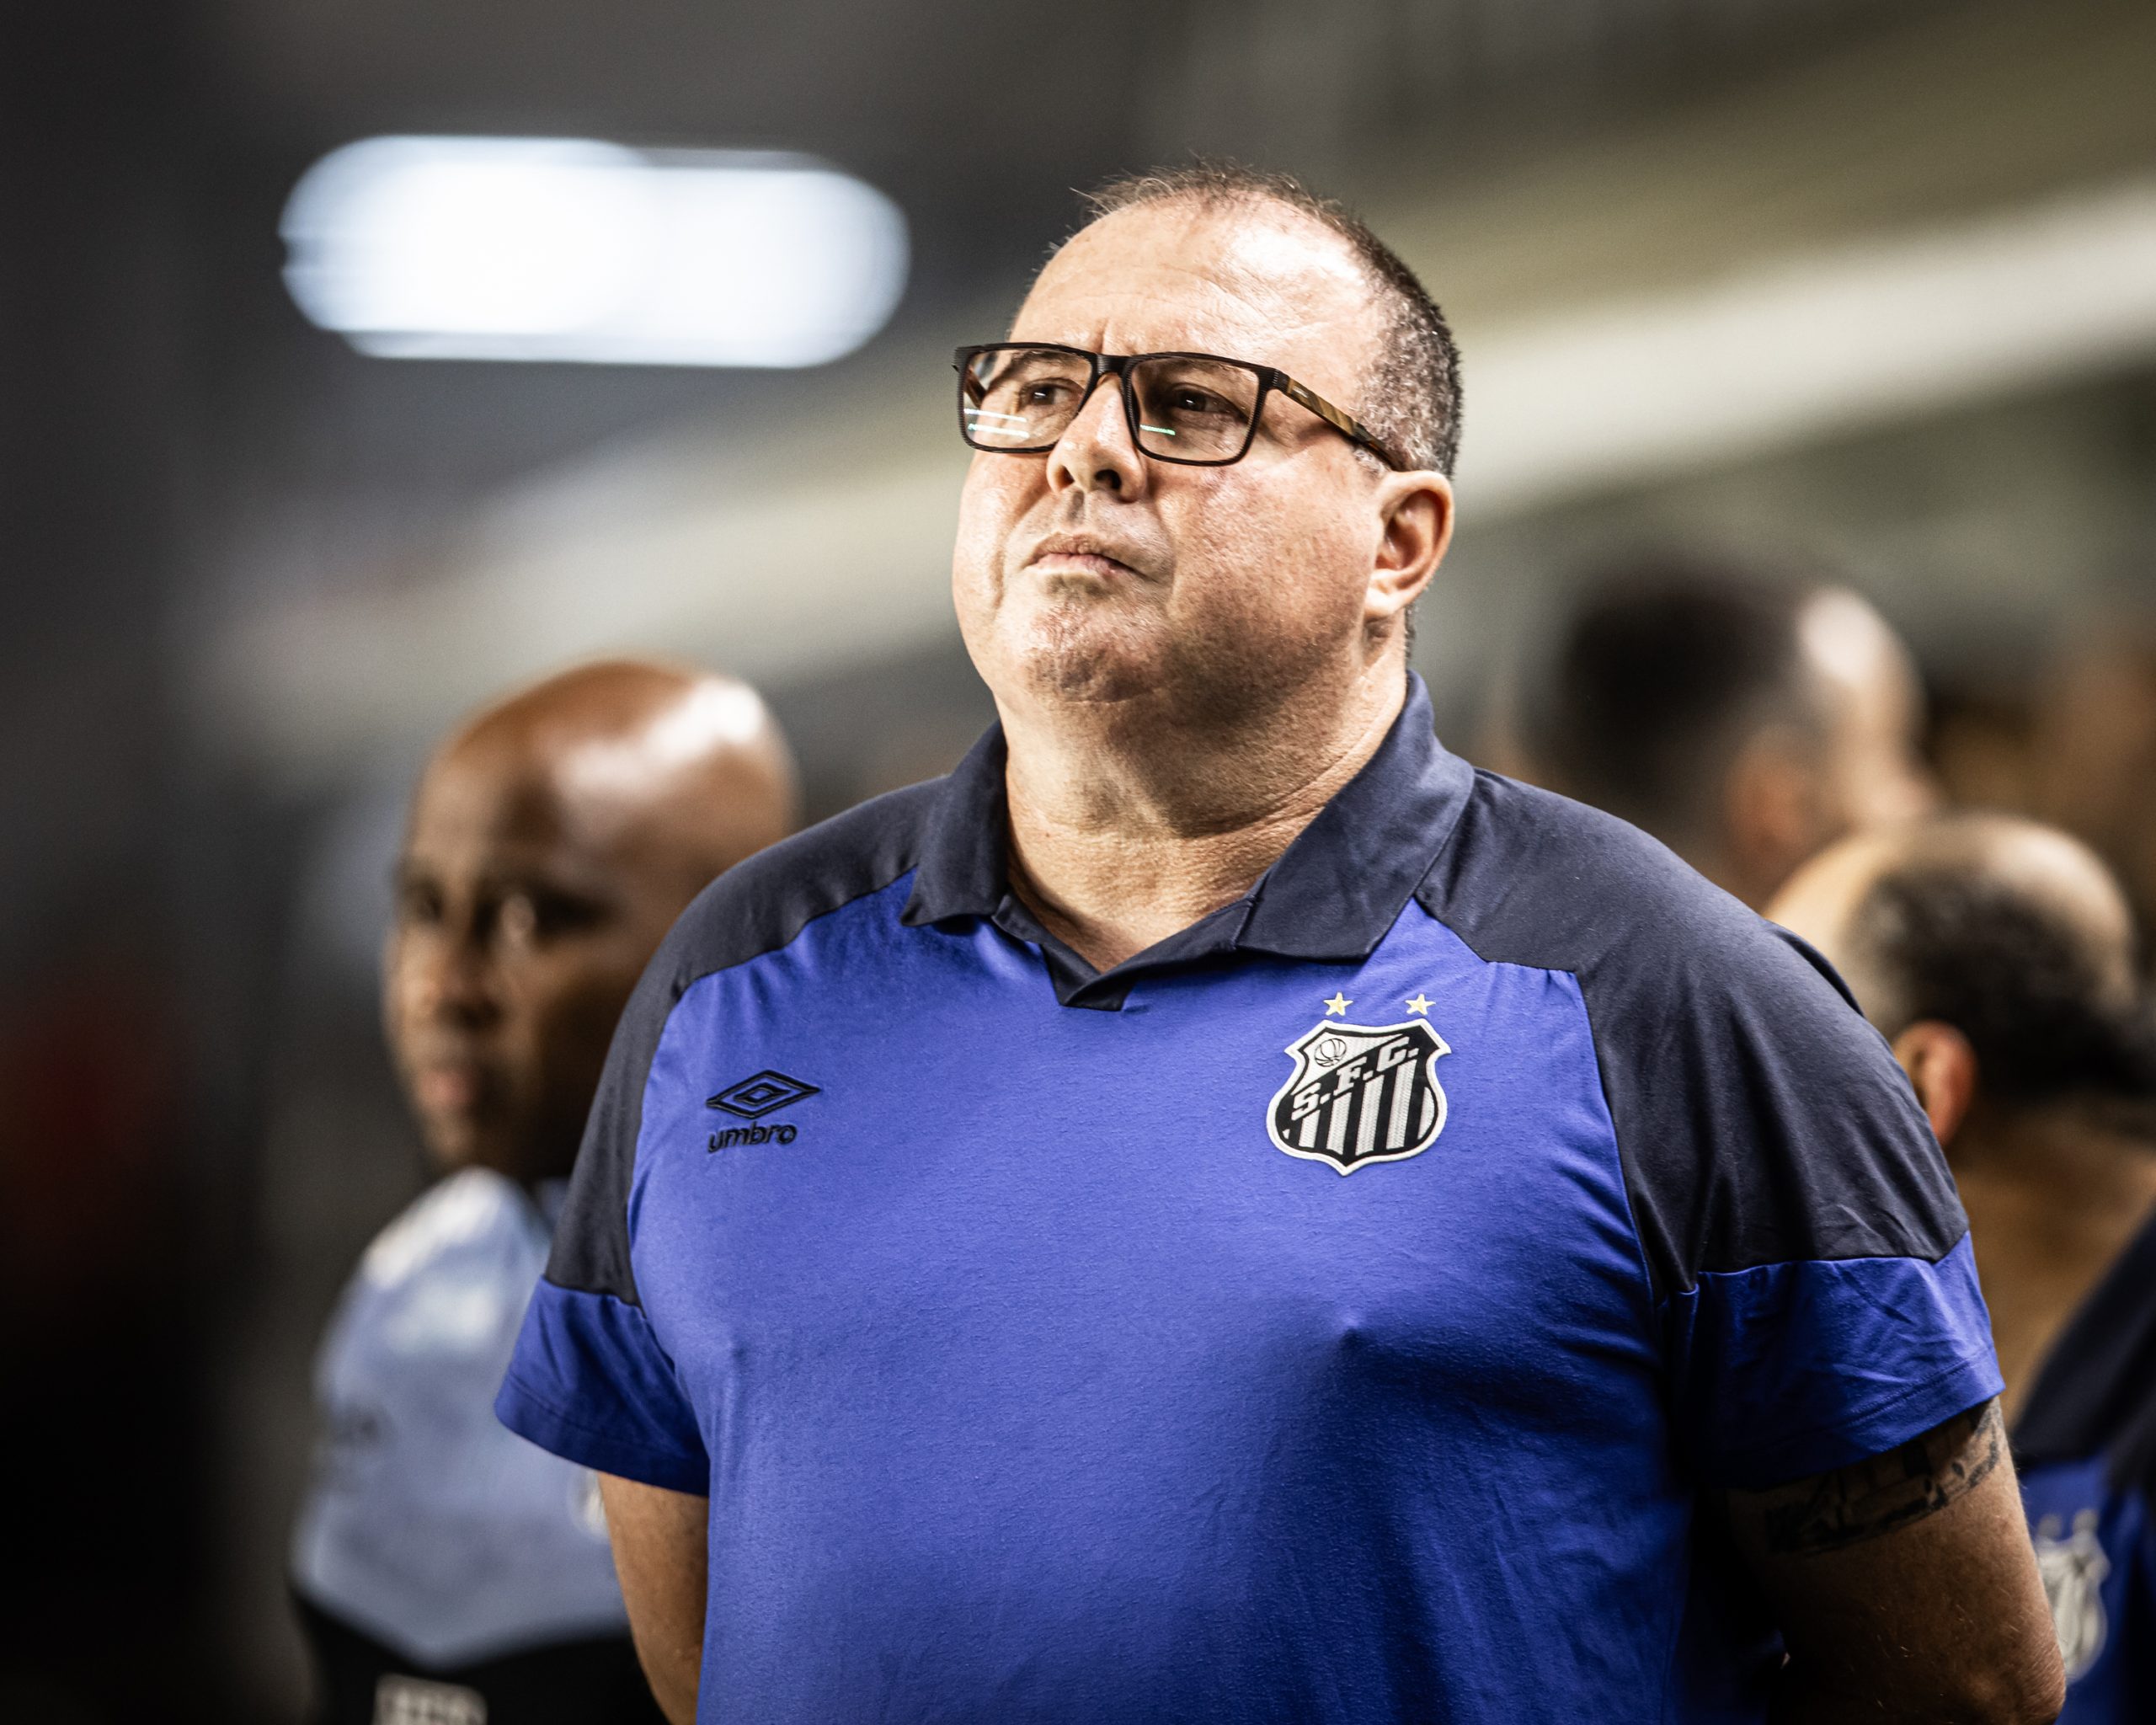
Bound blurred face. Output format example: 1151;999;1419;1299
1801;590;1936;842
952;199;1440;726
383;739;689;1183
2035;642;2156;937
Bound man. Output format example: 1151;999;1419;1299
2033;623;2156;948
292;660;798;1725
499;165;2062;1723
1515;558;1935;908
1769;814;2156;1722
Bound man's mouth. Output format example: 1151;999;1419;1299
413;1059;492;1116
1025;536;1145;581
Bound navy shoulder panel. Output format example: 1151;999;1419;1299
546;780;943;1305
661;777;945;986
1417;771;1967;1301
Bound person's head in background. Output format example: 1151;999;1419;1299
384;660;799;1187
1517;557;1935;910
1768;813;2156;1413
2032;622;2156;960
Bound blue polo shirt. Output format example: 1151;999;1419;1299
498;676;1999;1724
2014;1208;2156;1723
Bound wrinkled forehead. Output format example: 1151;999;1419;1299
1012;198;1381;404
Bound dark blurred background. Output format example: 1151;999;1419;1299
3;1;2153;1717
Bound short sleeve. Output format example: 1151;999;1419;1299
1611;921;2001;1489
496;949;711;1494
1418;777;2003;1493
1663;1234;1999;1489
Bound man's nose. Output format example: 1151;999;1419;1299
1046;374;1149;499
411;931;501;1025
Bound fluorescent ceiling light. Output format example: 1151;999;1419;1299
281;137;909;366
222;174;2156;779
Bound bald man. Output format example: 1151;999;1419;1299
1518;560;1935;909
1770;814;2156;1722
291;661;797;1725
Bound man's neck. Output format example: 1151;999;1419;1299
1950;1105;2156;1424
1001;660;1409;972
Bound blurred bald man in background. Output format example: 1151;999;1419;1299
291;661;798;1725
1771;814;2156;1722
1517;558;1935;909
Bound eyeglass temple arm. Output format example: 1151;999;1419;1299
1277;375;1399;469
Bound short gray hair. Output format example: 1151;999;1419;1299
1075;161;1463;477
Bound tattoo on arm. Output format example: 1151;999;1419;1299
1756;1400;2005;1557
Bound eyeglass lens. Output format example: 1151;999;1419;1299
963;348;1262;462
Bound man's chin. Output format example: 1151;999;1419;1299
1006;608;1166;706
419;1119;509;1178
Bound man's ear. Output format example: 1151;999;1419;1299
1889;1019;1979;1146
1364;471;1453;627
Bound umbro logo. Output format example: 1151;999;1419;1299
708;1071;819;1119
706;1070;818;1150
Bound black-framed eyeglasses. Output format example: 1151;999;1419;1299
954;342;1401;470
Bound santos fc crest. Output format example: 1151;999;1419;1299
2033;1509;2110;1681
1267;1016;1449;1173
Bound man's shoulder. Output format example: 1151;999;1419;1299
655;777;946;991
317;1170;542;1381
1422;767;1815;990
358;1167;531;1290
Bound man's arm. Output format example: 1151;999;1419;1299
600;1474;709;1725
1724;1400;2064;1725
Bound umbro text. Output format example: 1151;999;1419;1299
708;1123;798;1150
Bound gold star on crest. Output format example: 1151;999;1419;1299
1406;993;1432;1016
1323;992;1352;1017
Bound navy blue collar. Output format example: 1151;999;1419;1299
901;675;1476;1007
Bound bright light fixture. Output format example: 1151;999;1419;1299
281;137;909;366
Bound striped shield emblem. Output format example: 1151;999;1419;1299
1267;1018;1449;1173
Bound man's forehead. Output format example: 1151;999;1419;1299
406;740;576;857
1013;198;1376;380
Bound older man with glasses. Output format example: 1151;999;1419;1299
497;164;2063;1725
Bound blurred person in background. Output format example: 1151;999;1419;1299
2033;622;2156;963
1770;813;2156;1722
498;165;2059;1725
1515;558;1935;909
291;661;798;1725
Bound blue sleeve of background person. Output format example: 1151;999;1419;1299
496;919;712;1493
497;782;937;1495
1422;772;2000;1489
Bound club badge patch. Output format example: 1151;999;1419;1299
1267;1017;1449;1173
2033;1509;2110;1681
